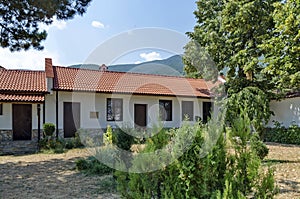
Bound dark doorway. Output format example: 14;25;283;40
134;104;147;128
64;102;80;138
13;104;32;141
203;102;213;123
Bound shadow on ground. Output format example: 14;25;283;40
0;156;118;199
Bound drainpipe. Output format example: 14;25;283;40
37;104;41;142
43;100;45;124
56;90;59;139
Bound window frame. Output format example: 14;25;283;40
107;98;123;121
159;100;172;121
181;101;194;121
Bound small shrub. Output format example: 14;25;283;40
263;122;300;145
76;156;114;176
112;128;136;151
75;158;90;170
97;175;117;194
65;132;84;149
38;138;66;154
251;133;269;160
43;123;55;137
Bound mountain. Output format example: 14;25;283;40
69;55;185;76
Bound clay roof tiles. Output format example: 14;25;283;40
0;69;46;102
0;70;46;92
53;66;213;98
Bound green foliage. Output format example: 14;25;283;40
111;127;136;151
261;0;300;91
96;175;117;194
104;125;113;145
0;0;92;51
225;86;272;133
263;122;300;145
250;133;269;160
39;129;83;153
217;114;276;198
43;123;55;137
115;115;277;198
38;138;65;154
75;156;114;176
64;132;84;149
185;0;277;84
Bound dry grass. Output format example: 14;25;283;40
265;143;300;199
0;149;119;199
0;143;299;198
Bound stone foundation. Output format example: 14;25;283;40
0;128;104;155
0;129;39;155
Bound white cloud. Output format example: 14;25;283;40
92;21;105;29
140;52;162;62
134;61;142;64
39;17;67;31
0;48;62;70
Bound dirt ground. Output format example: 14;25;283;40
0;144;299;199
0;149;119;199
265;143;300;199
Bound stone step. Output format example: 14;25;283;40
0;141;38;155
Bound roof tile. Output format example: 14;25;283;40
0;70;46;92
53;66;214;98
0;94;44;102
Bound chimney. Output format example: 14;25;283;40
45;58;54;78
99;64;108;72
45;58;54;94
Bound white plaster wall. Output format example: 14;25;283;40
0;103;12;129
45;91;210;130
268;97;300;127
45;92;56;125
0;103;43;130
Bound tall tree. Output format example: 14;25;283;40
184;0;280;129
184;0;278;90
261;0;300;92
0;0;92;51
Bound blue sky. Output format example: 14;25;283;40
2;0;197;70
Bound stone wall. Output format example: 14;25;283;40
0;130;39;155
0;128;104;155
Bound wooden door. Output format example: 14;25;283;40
203;102;212;123
64;102;80;138
134;104;147;128
13;104;32;141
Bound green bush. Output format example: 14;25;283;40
112;128;136;151
251;133;269;160
65;132;83;149
38;138;66;154
115;115;277;198
75;156;114;176
263;122;300;145
43;123;55;137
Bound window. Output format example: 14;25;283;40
159;100;172;121
182;101;194;121
0;103;2;115
107;98;123;121
90;111;99;119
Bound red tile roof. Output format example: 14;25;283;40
53;66;214;98
0;70;46;92
0;94;45;102
0;69;47;102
